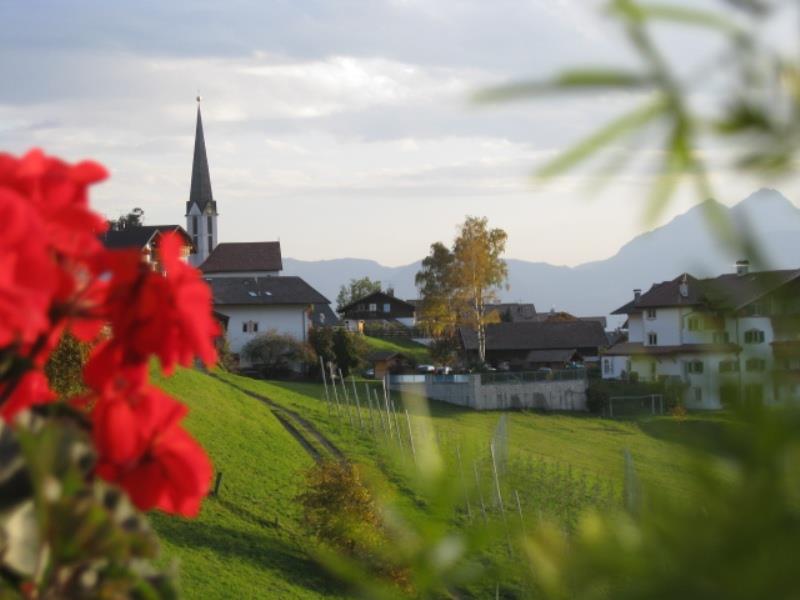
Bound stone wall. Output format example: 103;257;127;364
388;374;587;411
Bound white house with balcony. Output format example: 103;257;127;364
603;261;800;409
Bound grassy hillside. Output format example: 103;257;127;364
363;335;431;364
151;367;343;600
152;368;719;597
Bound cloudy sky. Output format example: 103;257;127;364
2;1;797;266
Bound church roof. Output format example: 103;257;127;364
186;103;216;215
200;242;283;273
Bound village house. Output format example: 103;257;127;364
101;225;194;269
603;261;800;409
182;99;330;359
339;291;416;333
459;320;608;370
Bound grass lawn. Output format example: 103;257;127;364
151;367;344;600
363;335;431;364
152;368;722;598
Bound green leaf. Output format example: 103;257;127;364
609;0;743;34
536;96;667;180
474;68;650;103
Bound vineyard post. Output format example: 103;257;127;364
373;388;388;439
320;356;331;417
338;369;355;429
405;409;417;465
473;461;488;524
392;399;405;454
328;362;342;417
364;383;376;434
514;489;525;533
382;377;394;440
351;377;364;430
456;445;473;522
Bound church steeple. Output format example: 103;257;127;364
186;96;219;267
186;97;215;215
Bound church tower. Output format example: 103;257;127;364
186;97;218;267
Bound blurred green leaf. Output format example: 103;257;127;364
475;69;651;103
536;96;667;179
609;0;744;34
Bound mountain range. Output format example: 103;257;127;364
282;189;800;326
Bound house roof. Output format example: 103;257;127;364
101;225;192;250
525;348;577;363
487;303;538;321
309;303;340;327
340;291;416;313
459;320;608;352
613;269;800;315
200;242;283;273
602;341;740;356
186;104;216;215
207;276;328;306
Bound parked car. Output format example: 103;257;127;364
435;366;452;375
416;364;436;374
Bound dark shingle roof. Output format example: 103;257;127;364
101;225;192;250
459;320;608;352
200;242;283;273
310;303;340;327
613;269;800;314
340;291;416;313
207;276;328;306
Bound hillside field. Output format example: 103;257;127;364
363;335;431;364
152;367;721;597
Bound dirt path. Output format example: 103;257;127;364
209;374;346;464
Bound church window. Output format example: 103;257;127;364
192;216;198;234
207;215;213;233
207;235;213;251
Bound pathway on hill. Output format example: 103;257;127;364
209;373;346;464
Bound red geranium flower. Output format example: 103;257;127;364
0;371;56;422
92;386;212;517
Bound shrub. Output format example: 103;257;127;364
242;330;309;378
332;328;368;377
43;332;91;399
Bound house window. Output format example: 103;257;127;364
745;358;766;372
712;331;730;344
647;332;658;345
694;387;702;404
687;317;700;331
383;303;391;313
646;308;657;320
242;321;259;334
744;329;765;344
192;216;198;234
719;360;740;373
686;360;704;374
603;359;611;374
207;215;213;233
368;303;377;312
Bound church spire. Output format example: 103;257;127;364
187;96;215;214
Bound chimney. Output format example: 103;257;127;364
386;286;395;297
679;273;689;298
633;289;642;303
736;259;750;276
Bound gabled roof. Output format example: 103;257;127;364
309;303;340;327
200;242;283;273
486;303;538;321
459;320;608;352
340;291;416;313
207;276;328;306
613;269;800;315
186;104;216;215
101;225;192;250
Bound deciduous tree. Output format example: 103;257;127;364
336;276;382;312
